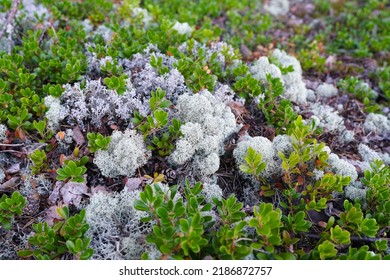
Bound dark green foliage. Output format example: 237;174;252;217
87;132;111;153
56;156;89;183
0;192;27;230
18;206;93;260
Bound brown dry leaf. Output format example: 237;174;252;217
6;163;20;174
48;181;64;205
57;131;65;140
124;177;142;191
91;185;108;195
72;126;85;146
0;177;20;192
60;182;89;207
44;205;63;226
59;154;66;166
15;127;26;141
227;101;249;119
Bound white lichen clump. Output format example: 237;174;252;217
44;96;62;131
94;129;151;178
200;182;223;203
250;57;283;81
85;188;158;260
272;49;307;104
316;83;338;98
364;113;390;135
326;153;358;182
0;124;7;142
358;144;390;165
172;21;193;35
264;0;290;16
170;90;238;177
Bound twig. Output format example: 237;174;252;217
0;0;21;39
304;232;390;243
0;143;25;147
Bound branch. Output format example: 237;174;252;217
304;232;390;243
0;0;21;39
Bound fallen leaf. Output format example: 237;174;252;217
60;182;89;207
6;163;20;174
48;181;64;205
57;131;65;140
44;205;63;226
124;177;142;191
72;126;85;146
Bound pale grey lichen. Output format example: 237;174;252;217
309;103;354;142
316;83;338;98
313;169;324;180
272;134;293;157
272;48;302;75
271;49;308;104
364;113;390;135
94;129;151;178
326;153;358;182
195;153;220;177
357;144;390;165
306;89;316;102
44;96;62;131
132;8;152;27
200;182;223;203
0;124;7;142
338;130;355;144
170;90;238;177
344;181;367;203
250;56;283;81
264;0;290;16
0;168;5;183
85;188;157;260
172;21;193;35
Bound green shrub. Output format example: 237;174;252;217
0;192;27;230
18;206;94;260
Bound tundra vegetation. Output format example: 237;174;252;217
0;0;389;260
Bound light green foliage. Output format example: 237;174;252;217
239;147;267;183
103;74;128;95
29;150;48;175
361;161;390;227
87;132;111;153
0;192;27;230
132;88;171;139
339;200;379;237
323;0;390;58
56;156;89;183
213;196;251;259
18;206;93;260
249;203;283;256
175;43;218;92
135;181;212;259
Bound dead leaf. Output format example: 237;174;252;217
44;205;63;226
48;181;64;205
227;101;249;119
59;154;66;166
57;131;65;141
124;177;142;191
15;127;26;141
91;185;108;195
6;163;20;174
72;126;85;146
60;182;89;207
0;177;20;192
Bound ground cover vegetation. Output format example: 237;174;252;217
0;0;389;260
